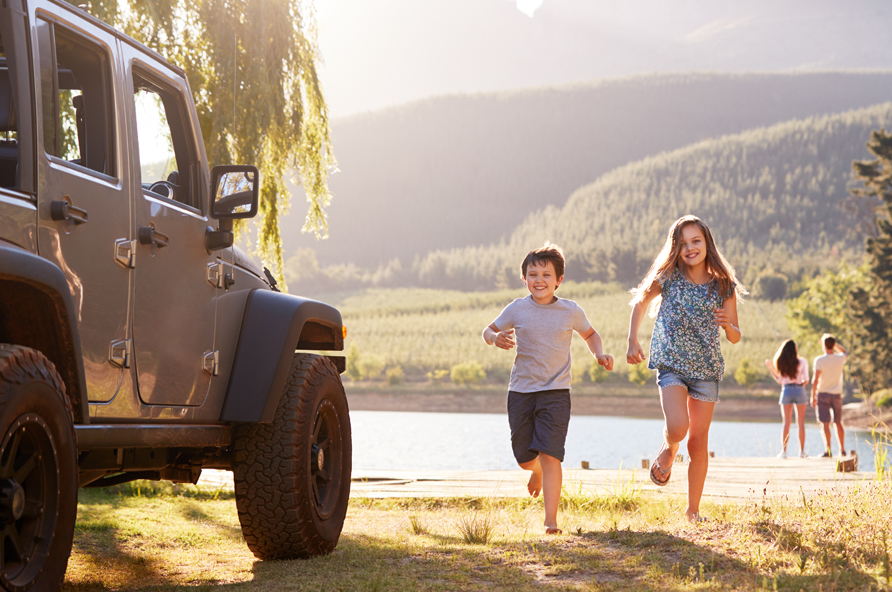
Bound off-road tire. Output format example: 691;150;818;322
233;354;351;559
0;345;77;592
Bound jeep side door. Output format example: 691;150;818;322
122;50;218;408
32;5;131;404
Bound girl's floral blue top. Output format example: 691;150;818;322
647;267;733;381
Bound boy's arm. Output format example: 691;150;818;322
579;327;613;371
483;323;515;350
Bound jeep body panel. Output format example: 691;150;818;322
31;2;134;405
0;242;90;423
220;289;343;423
121;48;218;408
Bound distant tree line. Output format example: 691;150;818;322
787;127;892;393
287;104;892;295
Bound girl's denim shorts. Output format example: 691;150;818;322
779;384;808;405
656;369;720;403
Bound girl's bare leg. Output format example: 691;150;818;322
657;385;690;475
780;404;793;453
795;404;807;454
539;453;562;532
686;397;716;521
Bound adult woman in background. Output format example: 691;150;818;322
765;339;809;458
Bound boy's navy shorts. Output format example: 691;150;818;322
507;389;571;464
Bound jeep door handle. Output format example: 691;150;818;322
138;226;170;248
50;201;89;225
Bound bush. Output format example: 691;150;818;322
451;362;486;386
734;357;761;387
345;343;361;382
757;273;788;301
427;369;450;384
872;388;892;408
386;365;405;385
628;363;651;385
589;359;609;383
357;353;386;381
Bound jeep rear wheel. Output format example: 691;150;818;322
233;354;352;559
0;345;77;592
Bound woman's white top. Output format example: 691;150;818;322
773;356;808;385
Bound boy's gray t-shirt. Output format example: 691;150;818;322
493;295;592;393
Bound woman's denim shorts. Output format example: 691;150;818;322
656;369;720;403
779;384;808;405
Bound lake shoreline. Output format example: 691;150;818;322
345;387;892;430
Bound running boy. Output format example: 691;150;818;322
482;242;613;534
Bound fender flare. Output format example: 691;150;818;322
220;289;344;423
0;243;89;424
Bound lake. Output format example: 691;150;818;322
351;410;890;473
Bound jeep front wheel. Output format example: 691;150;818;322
0;345;78;592
233;354;352;559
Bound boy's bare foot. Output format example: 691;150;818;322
527;470;542;497
545;526;562;535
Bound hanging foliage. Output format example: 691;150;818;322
80;0;335;287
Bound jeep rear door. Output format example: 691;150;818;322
122;52;218;408
32;4;132;404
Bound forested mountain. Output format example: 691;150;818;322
281;71;892;269
406;103;892;292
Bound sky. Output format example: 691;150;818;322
310;0;892;119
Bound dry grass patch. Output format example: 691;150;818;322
65;478;892;591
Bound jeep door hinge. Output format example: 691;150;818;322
114;238;136;268
109;339;132;368
203;351;219;376
207;262;224;288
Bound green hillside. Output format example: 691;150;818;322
408;103;892;292
281;71;892;271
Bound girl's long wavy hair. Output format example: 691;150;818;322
772;339;800;379
630;215;747;316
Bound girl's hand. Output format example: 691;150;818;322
494;329;515;350
596;354;614;371
626;341;646;365
714;307;734;331
764;359;771;368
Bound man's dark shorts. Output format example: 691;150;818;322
816;392;843;424
507;389;571;464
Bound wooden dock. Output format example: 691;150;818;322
198;456;878;504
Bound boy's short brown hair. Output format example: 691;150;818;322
521;242;565;278
823;334;836;351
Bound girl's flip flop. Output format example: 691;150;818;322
650;445;672;486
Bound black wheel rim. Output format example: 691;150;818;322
310;400;342;520
0;413;58;588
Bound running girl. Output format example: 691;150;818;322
626;215;746;522
765;340;809;459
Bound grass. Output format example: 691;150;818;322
65;476;892;591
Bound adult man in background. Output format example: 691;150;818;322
811;334;848;458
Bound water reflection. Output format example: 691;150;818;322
351;411;890;473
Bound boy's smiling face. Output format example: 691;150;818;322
523;259;562;305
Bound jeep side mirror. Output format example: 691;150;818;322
210;165;259;219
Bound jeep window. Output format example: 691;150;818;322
0;23;22;189
132;69;199;210
36;19;116;179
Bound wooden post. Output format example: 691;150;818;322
580;461;590;469
641;459;649;469
709;451;715;458
836;453;857;473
